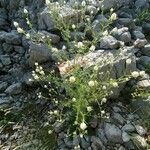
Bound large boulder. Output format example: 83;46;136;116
38;4;80;31
59;46;137;98
28;42;53;67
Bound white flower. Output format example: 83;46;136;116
102;30;108;36
62;45;66;50
72;24;76;29
101;110;105;115
90;45;96;51
54;110;58;115
13;21;19;27
52;47;58;52
27;20;30;25
28;78;32;82
110;13;117;21
126;58;132;64
112;82;118;87
23;8;28;14
80;122;87;130
90;11;94;14
101;98;107;103
34;75;39;80
45;0;50;5
81;1;86;6
94;65;98;71
110;8;114;12
48;130;52;134
86;18;90;22
88;80;95;87
102;86;107;90
25;33;30;39
139;71;145;77
132;71;139;78
72;98;76;102
17;27;24;33
40;70;45;75
69;76;76;83
87;106;92;112
77;42;84;48
35;62;38;66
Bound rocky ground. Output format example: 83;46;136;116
0;0;150;149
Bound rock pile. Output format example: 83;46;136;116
0;0;150;149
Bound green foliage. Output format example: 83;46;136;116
136;8;150;25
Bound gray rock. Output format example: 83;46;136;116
0;31;7;41
81;138;90;149
72;136;80;146
97;128;108;145
104;123;123;144
118;18;133;27
64;138;73;148
99;35;120;49
92;15;108;32
135;0;149;9
141;44;150;56
0;82;8;92
122;132;130;142
101;0;130;11
0;97;10;106
119;32;131;43
91;136;105;150
22;72;35;86
14;46;25;54
2;43;13;53
124;140;135;149
0;8;7;19
0;62;3;68
132;30;145;39
9;0;20;10
138;56;150;67
143;23;150;33
4;31;22;45
112;106;122;113
112;112;125;125
37;31;60;44
122;124;135;132
134;39;147;48
28;42;53;67
5;83;22;95
54;122;63;133
0;55;11;65
38;5;80;31
135;125;146;136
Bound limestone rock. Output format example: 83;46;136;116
38;4;80;31
104;123;123;144
28;42;53;67
5;83;22;95
99;35;120;49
